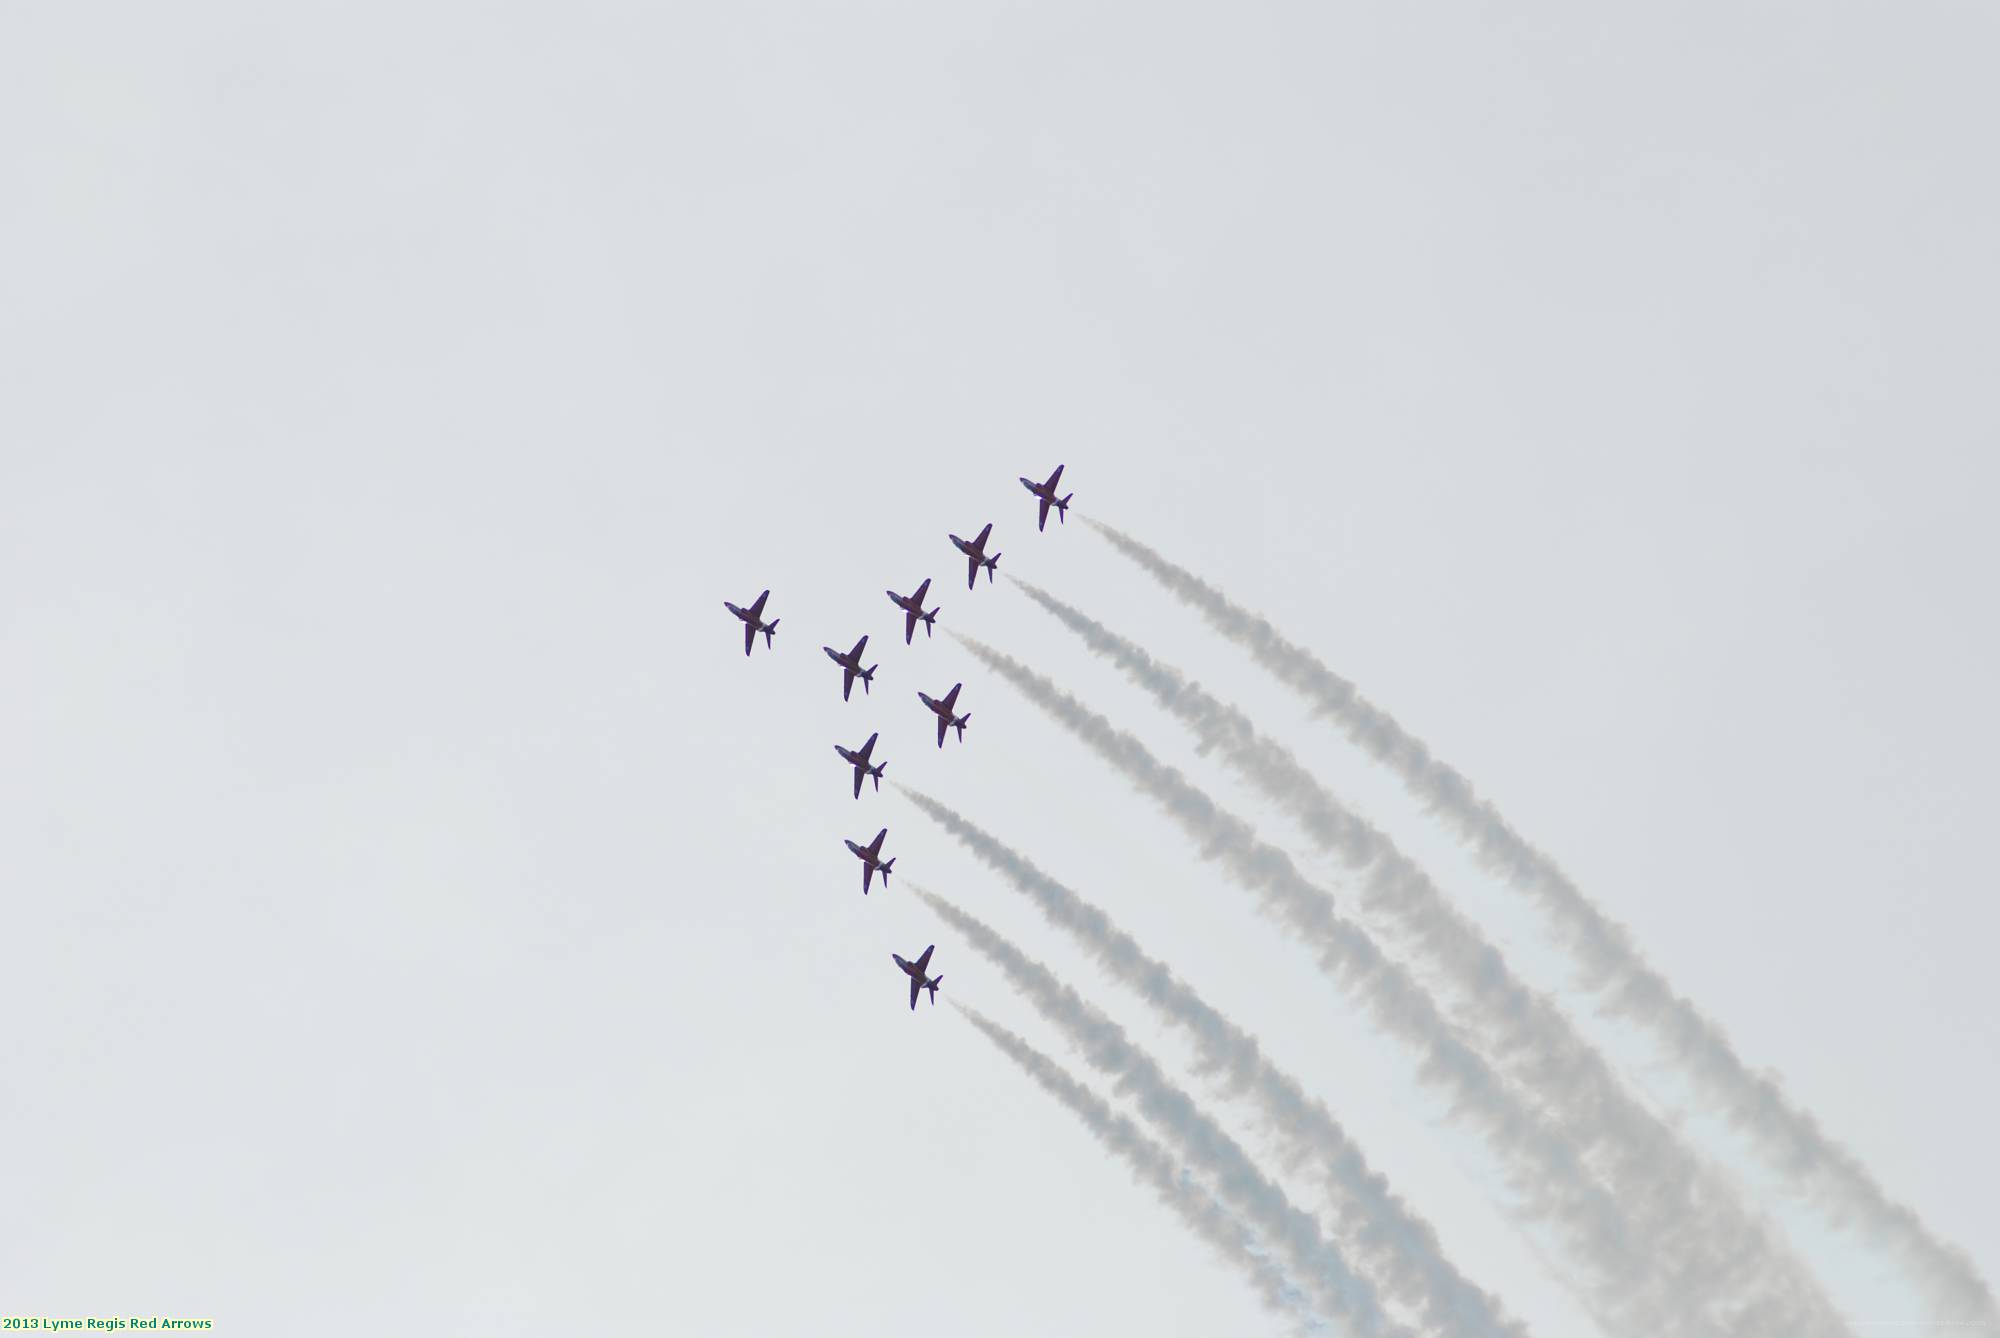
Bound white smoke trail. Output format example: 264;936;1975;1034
905;786;1524;1338
1010;580;1868;1331
1085;519;1997;1328
959;1004;1327;1335
913;886;1405;1338
953;629;1854;1338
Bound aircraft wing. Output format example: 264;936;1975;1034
914;945;934;975
852;765;864;800
748;590;769;619
842;666;857;701
914;578;930;602
909;974;922;1010
975;522;992;547
935;713;948;748
858;732;877;761
902;607;919;643
1037;496;1052;531
1045;465;1064;491
743;620;756;656
941;683;962;712
862;862;875;895
964;552;979;589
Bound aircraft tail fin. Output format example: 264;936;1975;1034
861;664;877;693
921;608;937;636
879;857;895;886
1056;493;1072;522
983;553;1000;581
954;714;970;742
763;620;779;646
926;976;942;1005
869;762;886;791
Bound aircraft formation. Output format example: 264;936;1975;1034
713;460;2000;1338
721;466;1071;1012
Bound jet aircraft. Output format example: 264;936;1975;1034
918;682;970;748
1019;464;1073;531
822;635;878;701
722;589;778;656
886;578;940;644
892;944;943;1010
835;732;887;799
948;523;1001;590
844;827;895;894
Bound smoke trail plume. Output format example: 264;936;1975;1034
954;629;1854;1338
1085;519;1997;1327
913;886;1404;1337
904;787;1523;1338
1010;580;1867;1332
959;1004;1325;1334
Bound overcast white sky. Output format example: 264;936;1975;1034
5;3;1996;1334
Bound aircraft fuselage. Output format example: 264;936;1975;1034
918;684;970;747
724;591;778;655
887;580;939;642
822;636;877;701
845;828;893;892
948;525;1000;589
1019;465;1071;530
893;946;942;1008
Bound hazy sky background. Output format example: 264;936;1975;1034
5;3;1996;1334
